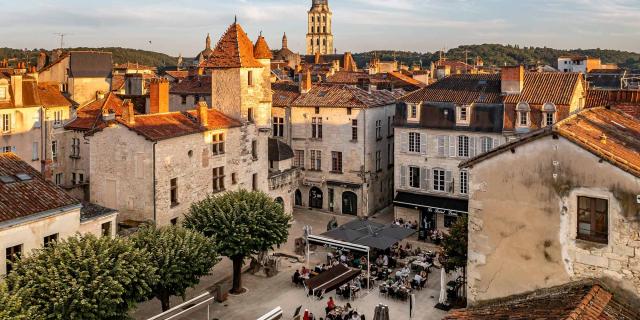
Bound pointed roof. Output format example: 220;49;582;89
201;22;263;68
254;35;273;60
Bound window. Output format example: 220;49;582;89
170;218;178;226
5;244;22;274
53;110;63;127
32;142;39;160
294;150;305;168
55;173;63;186
347;108;352;115
376;120;382;139
212;167;225;192
458;136;470;158
72;172;76;184
212;133;225;155
2;113;10;133
387;116;393;137
315;107;320;114
457;106;470;125
460;170;468;195
577;196;608;244
516;102;530;127
545;112;555;126
375;150;382;171
480;137;493;154
247;108;254;122
252;173;258;191
101;222;112;236
248;70;254;86
331;151;342;173
459;107;468;121
232;172;238;185
43;233;58;247
51;140;58;159
409;166;420;188
170;178;178;206
71;138;80;158
387;143;393;166
433;169;446;192
0;87;6;100
408;132;421;153
311;117;322;139
181;95;187;104
409;105;418;120
1;146;13;153
78;173;84;184
310;150;321;171
251;140;258;160
33;111;41;128
351;120;358;141
272;117;284;137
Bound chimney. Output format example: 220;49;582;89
357;77;372;92
96;91;106;100
501;65;524;94
10;74;23;107
149;78;169;114
122;100;135;125
300;69;312;93
197;101;208;126
37;51;48;70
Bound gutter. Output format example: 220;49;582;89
0;203;82;231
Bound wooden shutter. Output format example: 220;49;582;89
426;168;432;191
420;133;427;155
493;138;500;149
420;167;428;190
400;166;406;187
449;136;456;158
469;137;476;157
401;132;409;153
437;136;445;157
445;170;453;193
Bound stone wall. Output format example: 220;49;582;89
466;135;640;305
69;77;111;106
0;106;42;170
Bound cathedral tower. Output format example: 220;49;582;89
306;0;333;55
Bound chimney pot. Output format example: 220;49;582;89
123;100;135;125
501;65;524;95
197;101;208;127
300;69;312;93
149;78;170;114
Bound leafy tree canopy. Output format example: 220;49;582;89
7;234;158;320
441;215;468;273
0;282;36;320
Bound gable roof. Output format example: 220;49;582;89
401;74;502;105
65;92;124;131
0;76;45;110
69;51;113;78
461;107;640;178
293;84;397;108
170;76;211;95
272;81;300;107
444;280;639;320
503;72;582;105
200;23;263;69
0;153;80;224
37;82;73;108
253;35;273;59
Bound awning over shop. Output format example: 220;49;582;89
304;264;362;296
393;192;468;215
326;180;362;189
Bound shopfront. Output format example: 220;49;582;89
393;191;467;240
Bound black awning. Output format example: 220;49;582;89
394;192;468;214
305;264;362;296
326;180;361;189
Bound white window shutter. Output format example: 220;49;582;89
437;136;445;157
401;132;409;153
400;166;406;187
426;168;432;191
449;136;456;158
11;146;16;153
420;133;427;155
420;167;427;190
469;137;476;157
445;170;453;193
493;138;500;149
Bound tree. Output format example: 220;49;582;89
131;225;220;311
441;215;469;301
6;234;158;320
184;189;291;294
0;282;36;320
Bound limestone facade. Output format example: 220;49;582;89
306;0;334;55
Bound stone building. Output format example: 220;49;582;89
460;107;640;305
306;0;334;55
38;51;113;106
289;80;398;216
0;152;117;276
268;138;299;213
273;33;301;69
167;75;212;112
394;74;506;236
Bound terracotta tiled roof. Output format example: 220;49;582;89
444;281;638;320
325;71;368;84
113;62;156;71
503;72;583;105
37;82;72;108
253;35;273;59
387;71;424;87
111;75;125;91
586;89;610;108
185;108;242;130
0;153;80;223
165;70;189;80
65;93;124;131
293;84;397;108
586;90;640;119
200;23;263;69
272;81;300;107
462;107;640;178
0;77;40;109
401;74;502;104
170;76;211;95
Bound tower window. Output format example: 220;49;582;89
248;71;253;86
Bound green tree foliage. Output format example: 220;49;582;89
441;215;468;273
184;190;291;294
131;225;220;311
0;282;35;320
6;234;158;320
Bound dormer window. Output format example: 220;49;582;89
516;102;531;127
456;105;471;126
408;104;419;122
542;103;557;127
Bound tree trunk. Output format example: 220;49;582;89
160;292;171;312
231;255;244;294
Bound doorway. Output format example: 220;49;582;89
309;187;323;209
342;191;358;215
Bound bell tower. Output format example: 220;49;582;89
306;0;333;55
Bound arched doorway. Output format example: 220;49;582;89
342;191;358;215
309;187;323;209
294;189;302;206
275;197;284;207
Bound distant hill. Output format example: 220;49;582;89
353;44;640;71
0;47;177;69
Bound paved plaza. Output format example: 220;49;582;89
133;208;447;320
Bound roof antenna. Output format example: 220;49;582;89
234;15;237;24
260;30;263;37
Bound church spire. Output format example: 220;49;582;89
282;33;288;49
205;33;211;49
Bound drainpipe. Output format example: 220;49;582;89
153;141;157;224
362;109;367;217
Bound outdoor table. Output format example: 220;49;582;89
412;260;431;271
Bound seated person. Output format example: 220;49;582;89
301;266;309;276
293;269;301;284
327;296;336;310
395;270;403;281
315;264;323;273
412;273;422;288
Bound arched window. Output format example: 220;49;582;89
295;189;302;206
516;102;531;127
342;192;358;215
542;103;557;126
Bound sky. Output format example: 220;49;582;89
1;0;639;57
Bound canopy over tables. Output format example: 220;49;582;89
320;219;416;250
304;264;361;297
